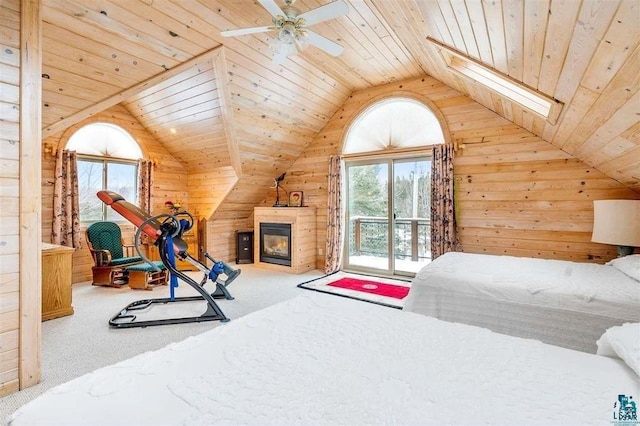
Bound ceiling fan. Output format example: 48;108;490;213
221;0;349;64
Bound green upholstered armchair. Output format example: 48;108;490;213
86;221;143;286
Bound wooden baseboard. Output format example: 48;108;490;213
0;379;19;397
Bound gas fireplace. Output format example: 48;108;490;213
259;222;292;266
254;207;316;274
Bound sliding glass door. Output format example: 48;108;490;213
344;157;431;276
392;159;432;274
345;162;390;272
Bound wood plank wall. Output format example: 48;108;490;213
187;166;238;221
280;76;639;268
204;176;267;262
41;104;189;283
0;0;21;398
19;0;42;391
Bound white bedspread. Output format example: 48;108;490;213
10;293;639;425
407;252;639;317
404;252;640;353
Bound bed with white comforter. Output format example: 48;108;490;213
403;252;640;353
9;293;640;425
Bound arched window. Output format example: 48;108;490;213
343;98;444;154
66;123;142;222
342;98;446;275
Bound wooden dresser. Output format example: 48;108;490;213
42;243;75;321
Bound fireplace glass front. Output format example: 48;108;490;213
260;222;292;266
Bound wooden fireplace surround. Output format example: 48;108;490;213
254;207;317;274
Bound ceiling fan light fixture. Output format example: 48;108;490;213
223;0;349;63
270;38;297;64
294;30;309;50
277;23;297;43
270;24;308;63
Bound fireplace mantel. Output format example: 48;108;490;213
254;207;317;274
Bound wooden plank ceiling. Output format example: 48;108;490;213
122;55;232;172
37;0;640;201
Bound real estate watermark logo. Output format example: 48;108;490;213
613;394;639;425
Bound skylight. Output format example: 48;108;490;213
428;38;562;123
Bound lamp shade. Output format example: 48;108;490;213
591;200;640;247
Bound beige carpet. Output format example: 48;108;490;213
0;264;324;424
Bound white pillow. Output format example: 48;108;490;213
606;254;640;281
597;323;640;377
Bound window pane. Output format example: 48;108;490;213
106;163;137;222
344;99;445;154
393;160;431;219
77;160;104;222
67;123;142;159
393;159;432;273
347;163;389;269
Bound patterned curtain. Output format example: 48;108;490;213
324;155;344;274
138;159;154;213
431;144;459;260
51;150;81;248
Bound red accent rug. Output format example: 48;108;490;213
327;277;410;300
297;272;411;309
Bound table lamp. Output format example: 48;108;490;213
591;199;640;256
272;173;288;207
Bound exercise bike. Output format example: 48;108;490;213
97;190;241;328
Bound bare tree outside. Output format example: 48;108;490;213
393;160;431;262
78;160;104;222
106;162;137;222
77;159;138;223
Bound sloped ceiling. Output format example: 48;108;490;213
37;0;639;197
122;55;232;172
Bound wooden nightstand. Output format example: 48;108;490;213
41;243;75;321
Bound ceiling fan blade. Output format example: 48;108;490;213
298;0;349;26
221;26;274;37
258;0;286;19
305;30;344;57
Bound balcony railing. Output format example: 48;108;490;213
349;216;431;261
